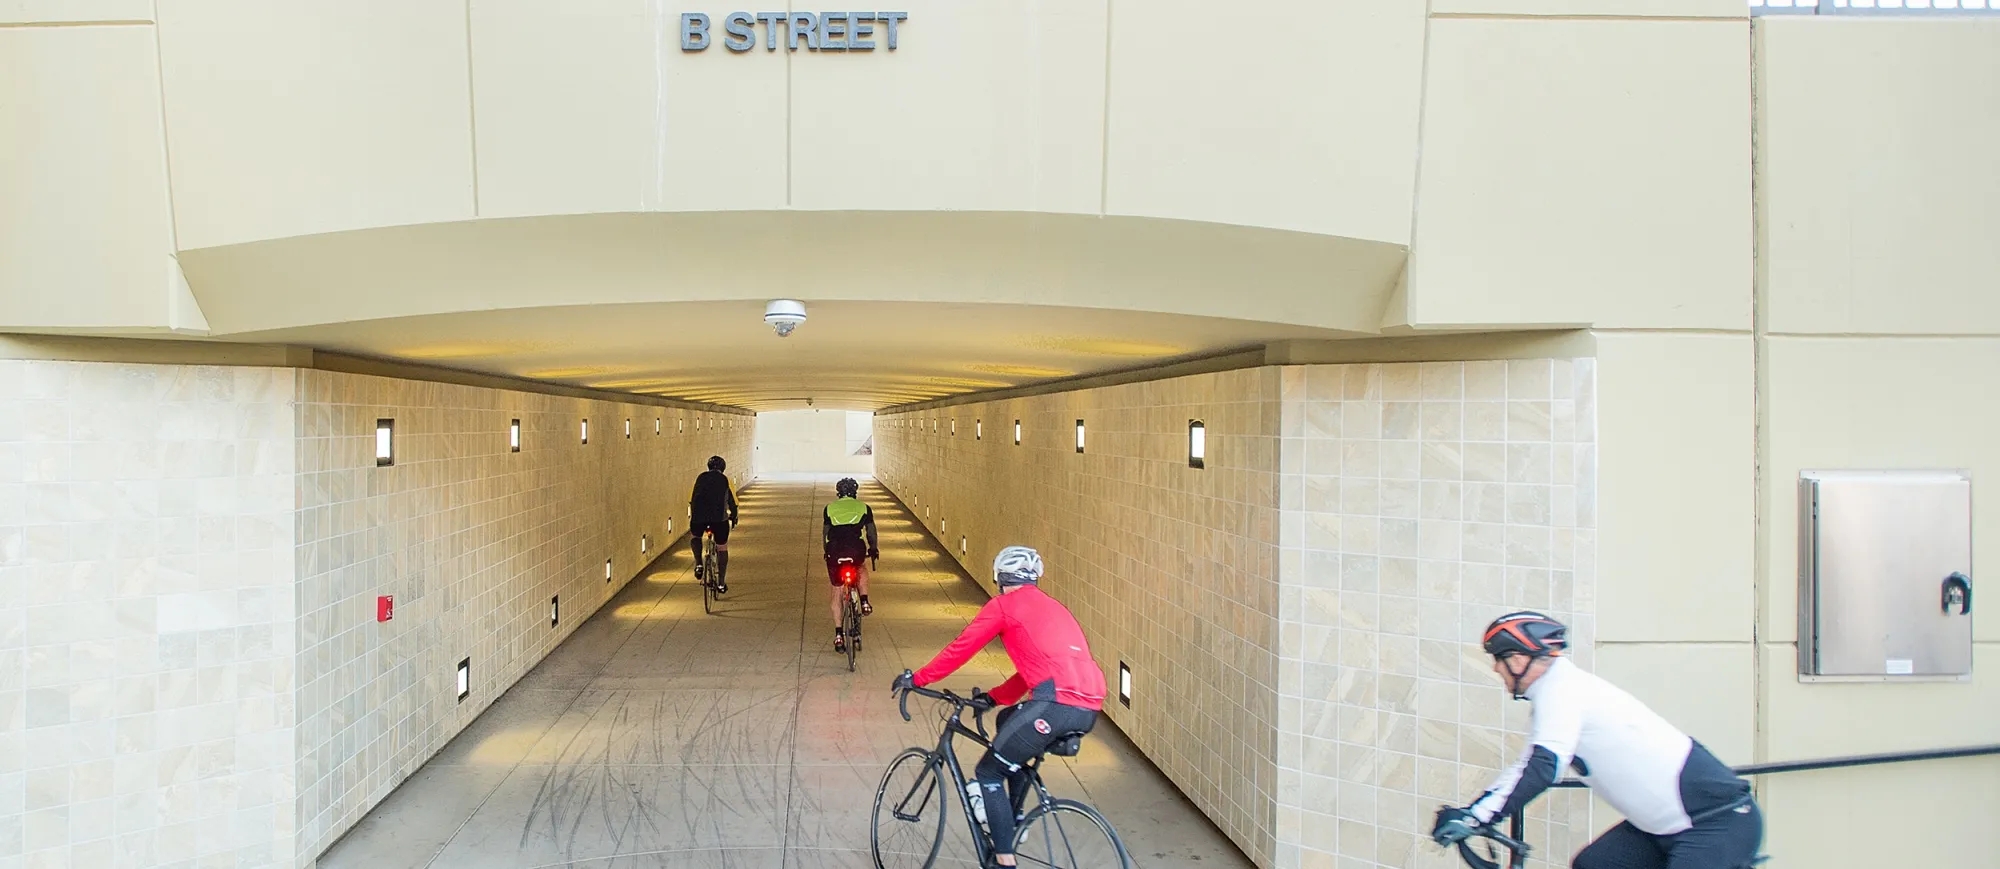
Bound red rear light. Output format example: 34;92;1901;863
840;564;859;584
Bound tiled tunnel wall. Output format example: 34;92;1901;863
875;367;1285;867
873;358;1599;869
1274;360;1596;869
0;360;301;868
292;371;752;865
0;357;752;868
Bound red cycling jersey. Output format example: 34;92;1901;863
913;586;1107;710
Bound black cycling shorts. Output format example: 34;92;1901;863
692;520;731;546
825;550;866;586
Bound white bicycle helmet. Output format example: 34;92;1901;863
993;546;1044;588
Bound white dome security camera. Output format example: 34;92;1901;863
765;299;807;337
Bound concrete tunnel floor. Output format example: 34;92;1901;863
318;477;1257;869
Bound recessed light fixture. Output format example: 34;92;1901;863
976;420;982;440
668;517;674;532
625;419;632;439
375;419;395;466
457;658;471;702
950;419;956;436
510;419;521;453
581;419;589;444
642;535;649;554
679;418;685;434
551;595;559;627
960;536;967;555
1075;419;1086;454
656;418;662;435
1118;662;1132;707
1188;420;1206;469
605;558;613;582
1014;420;1022;445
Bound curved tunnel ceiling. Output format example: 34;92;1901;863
226;299;1354;411
179;210;1410;410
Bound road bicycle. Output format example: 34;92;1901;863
875;683;1131;869
833;555;870;671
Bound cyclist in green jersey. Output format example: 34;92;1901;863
823;477;879;651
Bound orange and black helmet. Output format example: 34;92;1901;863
1482;611;1567;659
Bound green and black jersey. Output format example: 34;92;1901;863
822;496;878;559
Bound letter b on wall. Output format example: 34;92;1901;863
682;13;712;51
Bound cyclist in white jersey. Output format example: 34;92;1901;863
1431;612;1763;869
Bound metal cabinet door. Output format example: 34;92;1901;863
1801;471;1973;678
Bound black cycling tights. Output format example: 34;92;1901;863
974;701;1096;858
1573;802;1762;869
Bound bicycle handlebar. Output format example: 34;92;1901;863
894;683;996;734
1455;825;1531;869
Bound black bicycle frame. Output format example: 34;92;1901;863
896;686;1048;865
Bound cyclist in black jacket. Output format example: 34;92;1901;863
688;455;738;594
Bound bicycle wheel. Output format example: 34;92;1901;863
1013;799;1131;869
843;593;859;672
872;749;946;869
701;545;715;615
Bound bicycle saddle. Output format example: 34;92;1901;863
1047;732;1088;757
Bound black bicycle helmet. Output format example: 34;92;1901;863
707;455;726;472
1481;611;1567;659
836;478;859;498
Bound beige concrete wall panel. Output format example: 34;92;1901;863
0;25;175;329
469;0;668;217
0;0;153;24
1758;18;2000;336
1761;337;2000;644
156;0;476;249
177;212;1404;336
789;0;1106;213
1594;333;1754;643
1761;643;2000;759
1103;0;1426;242
1409;18;1751;330
1761;753;2000;868
1592;643;1754;765
657;3;791;210
1430;0;1746;16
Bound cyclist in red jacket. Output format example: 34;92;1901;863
893;546;1106;868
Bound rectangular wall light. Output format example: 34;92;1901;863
1014;420;1022;445
457;658;471;702
976;420;982;440
510;419;521;452
656;418;662;435
375;419;395;466
625;419;632;439
961;536;967;555
950;419;956;436
679;418;685;434
581;419;589;444
605;558;613;582
1074;419;1086;454
1188;420;1206;469
551;595;559;627
668;517;674;532
642;534;649;554
1118;662;1132;708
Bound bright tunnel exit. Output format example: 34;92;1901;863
753;408;875;477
